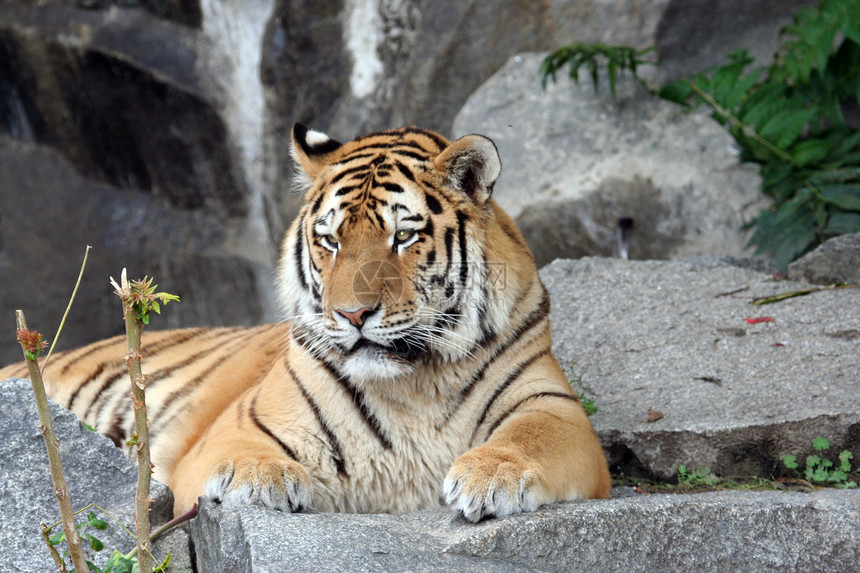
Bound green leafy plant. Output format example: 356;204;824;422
676;465;720;487
43;504;184;573
783;437;858;488
540;43;656;99
565;363;598;415
542;0;860;269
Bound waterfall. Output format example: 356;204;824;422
198;0;278;317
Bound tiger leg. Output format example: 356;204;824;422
168;402;312;515
443;397;610;522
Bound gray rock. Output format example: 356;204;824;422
190;500;531;572
655;0;818;84
787;232;860;286
261;0;807;221
0;135;274;365
0;2;241;212
540;257;860;480
190;490;860;572
454;52;766;267
0;378;186;573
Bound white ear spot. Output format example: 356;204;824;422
305;129;332;147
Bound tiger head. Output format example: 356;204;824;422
277;124;522;383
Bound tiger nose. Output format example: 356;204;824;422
335;307;376;329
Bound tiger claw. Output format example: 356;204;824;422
205;457;312;512
443;448;542;522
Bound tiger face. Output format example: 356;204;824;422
277;125;509;383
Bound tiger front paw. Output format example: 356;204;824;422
443;446;546;522
204;456;312;512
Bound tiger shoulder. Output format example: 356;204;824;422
1;124;610;521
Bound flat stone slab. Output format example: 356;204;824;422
191;489;860;572
540;257;860;479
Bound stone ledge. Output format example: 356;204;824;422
191;489;860;572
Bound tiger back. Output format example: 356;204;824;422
1;124;611;521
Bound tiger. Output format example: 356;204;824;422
1;124;611;521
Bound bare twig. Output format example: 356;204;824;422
41;246;91;377
16;311;89;573
751;283;857;305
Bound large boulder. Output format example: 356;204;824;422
787;232;860;286
0;1;278;365
0;378;190;572
540;256;860;480
454;53;766;266
0;135;275;366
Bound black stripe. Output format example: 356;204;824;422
69;328;205;412
425;192;443;214
251;392;300;461
402;127;448;150
380;182;404;193
475;252;497;347
335;184;361;197
443;228;454;272
452;288;551;407
351;140;431;154
330;164;371;184
485;392;580;439
311;192;325;214
80;370;126;420
395;162;415;182
288;364;348;478
93;328;244;435
456;211;469;286
317;358;393;450
334;152;376;166
148;329;253;429
471;349;550;442
294;214;309;291
391;149;430;161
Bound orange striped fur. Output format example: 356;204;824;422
1;125;610;520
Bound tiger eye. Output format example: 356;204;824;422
395;229;414;242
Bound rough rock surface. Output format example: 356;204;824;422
190;490;860;572
787;232;860;286
0;135;275;366
454;52;766;266
540;257;860;479
0;378;189;573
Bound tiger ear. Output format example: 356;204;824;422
291;123;343;180
433;134;501;205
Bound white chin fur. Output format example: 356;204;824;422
341;347;413;382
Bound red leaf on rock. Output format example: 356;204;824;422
745;317;775;324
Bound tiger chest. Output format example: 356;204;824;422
302;397;471;514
